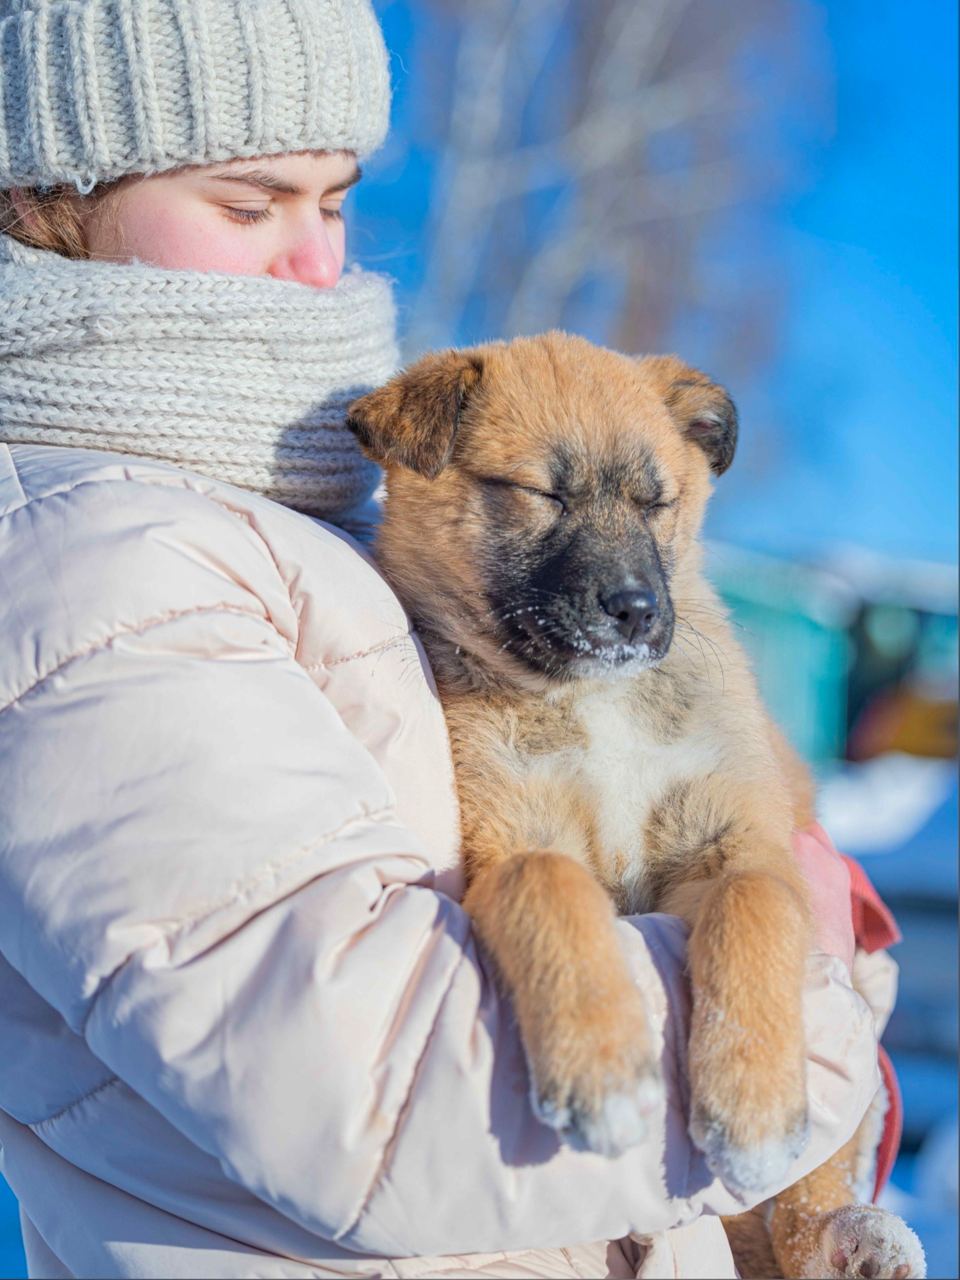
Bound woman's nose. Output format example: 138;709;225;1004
268;223;342;289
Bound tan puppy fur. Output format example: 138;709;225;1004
347;333;922;1279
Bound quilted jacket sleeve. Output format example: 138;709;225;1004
0;466;882;1260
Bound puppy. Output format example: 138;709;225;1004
347;333;924;1280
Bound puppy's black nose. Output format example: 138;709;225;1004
599;587;660;642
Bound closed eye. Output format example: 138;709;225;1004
223;204;273;225
642;497;678;515
480;476;567;513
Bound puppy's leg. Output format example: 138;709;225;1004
723;1206;783;1279
654;772;811;1192
464;851;661;1156
682;865;810;1192
770;1128;925;1279
650;768;808;1198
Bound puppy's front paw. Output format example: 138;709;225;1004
533;1059;662;1157
528;994;662;1157
802;1205;926;1280
690;1102;808;1195
688;1002;809;1194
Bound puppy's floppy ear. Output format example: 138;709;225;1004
347;349;484;479
638;355;738;476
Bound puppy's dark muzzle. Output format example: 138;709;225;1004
594;579;674;656
599;587;660;644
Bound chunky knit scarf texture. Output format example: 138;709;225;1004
0;233;397;519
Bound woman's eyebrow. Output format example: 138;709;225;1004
325;163;363;194
209;163;363;196
211;169;301;194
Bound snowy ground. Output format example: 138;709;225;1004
1;754;956;1277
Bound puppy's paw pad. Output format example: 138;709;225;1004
689;1107;808;1195
809;1205;925;1280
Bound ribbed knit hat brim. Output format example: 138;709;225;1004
0;0;390;190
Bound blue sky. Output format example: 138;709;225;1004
709;0;958;565
360;1;958;567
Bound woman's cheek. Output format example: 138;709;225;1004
113;200;267;274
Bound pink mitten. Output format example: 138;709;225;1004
793;824;856;973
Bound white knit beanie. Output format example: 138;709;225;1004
0;0;390;190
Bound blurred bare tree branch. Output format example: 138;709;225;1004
398;0;828;369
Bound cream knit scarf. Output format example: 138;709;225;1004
0;233;397;520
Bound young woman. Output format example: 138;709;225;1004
0;1;886;1276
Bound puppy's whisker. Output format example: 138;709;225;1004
678;620;729;670
676;619;727;692
675;600;745;632
673;625;715;683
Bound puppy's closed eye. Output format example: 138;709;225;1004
481;476;567;514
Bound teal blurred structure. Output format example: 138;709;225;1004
707;543;855;766
707;542;959;770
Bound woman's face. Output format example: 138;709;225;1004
82;151;358;288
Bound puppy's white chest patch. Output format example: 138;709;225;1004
572;683;721;892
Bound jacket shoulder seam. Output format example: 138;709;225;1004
2;469;233;520
2;469;300;645
302;631;415;671
3;468;288;582
144;802;396;944
28;1075;121;1133
0;602;288;718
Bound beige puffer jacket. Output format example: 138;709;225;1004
0;443;882;1279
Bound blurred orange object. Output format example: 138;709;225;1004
848;684;958;760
